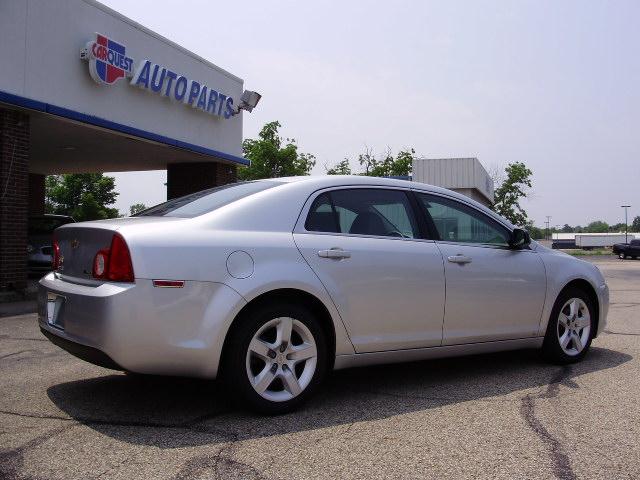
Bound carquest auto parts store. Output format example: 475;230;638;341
0;0;253;293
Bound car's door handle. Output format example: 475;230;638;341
318;248;351;259
447;254;472;264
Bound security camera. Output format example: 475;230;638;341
232;90;261;115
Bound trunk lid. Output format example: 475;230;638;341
54;217;183;281
55;225;115;280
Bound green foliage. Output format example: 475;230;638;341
631;216;640;232
326;159;352;175
326;147;414;177
584;220;609;233
45;174;120;221
359;147;414;177
609;222;626;232
239;121;316;180
129;203;147;216
492;162;533;226
525;222;544;239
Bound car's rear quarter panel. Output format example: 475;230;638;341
122;225;355;361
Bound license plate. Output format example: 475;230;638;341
47;292;65;329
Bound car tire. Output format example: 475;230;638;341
222;302;327;415
619;253;627;259
542;287;595;364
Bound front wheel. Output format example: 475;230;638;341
619;253;627;259
542;288;594;364
223;302;327;414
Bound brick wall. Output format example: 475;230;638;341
166;161;237;199
0;109;30;291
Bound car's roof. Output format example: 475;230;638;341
257;175;513;228
262;175;454;195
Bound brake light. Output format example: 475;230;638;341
52;237;61;270
107;233;134;282
92;233;134;282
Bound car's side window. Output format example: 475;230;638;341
305;189;419;239
305;193;339;233
417;193;510;246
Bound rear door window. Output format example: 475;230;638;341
305;189;419;239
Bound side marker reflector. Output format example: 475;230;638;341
153;280;185;288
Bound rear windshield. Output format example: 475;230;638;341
28;216;74;234
135;181;282;218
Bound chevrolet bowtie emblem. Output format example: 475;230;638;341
71;239;80;249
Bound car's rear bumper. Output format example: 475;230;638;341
38;272;247;378
40;327;123;370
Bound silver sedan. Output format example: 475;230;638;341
38;176;609;414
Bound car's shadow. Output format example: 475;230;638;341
47;346;631;449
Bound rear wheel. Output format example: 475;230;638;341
542;288;594;364
223;302;327;414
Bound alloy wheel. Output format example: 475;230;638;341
556;298;591;356
245;317;318;402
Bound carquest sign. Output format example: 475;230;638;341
81;34;134;85
80;33;235;120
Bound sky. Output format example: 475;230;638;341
101;0;640;227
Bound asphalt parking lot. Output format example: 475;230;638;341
1;256;639;480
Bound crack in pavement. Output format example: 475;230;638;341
0;408;245;479
0;424;77;480
520;366;578;480
604;330;640;336
0;408;232;435
0;335;48;342
0;350;39;360
609;303;640;309
172;423;274;480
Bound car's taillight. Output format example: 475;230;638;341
92;233;134;282
107;233;134;282
52;237;61;270
92;249;110;279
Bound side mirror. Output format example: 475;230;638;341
509;228;531;249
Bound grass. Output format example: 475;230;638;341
564;248;613;256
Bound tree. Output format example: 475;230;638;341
491;162;533;226
631;216;640;232
129;203;147;216
525;222;544;240
359;147;414;177
239;121;315;180
609;222;626;232
45;173;119;221
561;224;573;233
326;159;352;175
326;147;415;177
584;220;609;233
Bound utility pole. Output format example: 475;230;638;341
621;205;631;243
545;216;552;241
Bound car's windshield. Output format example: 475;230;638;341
135;181;282;218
